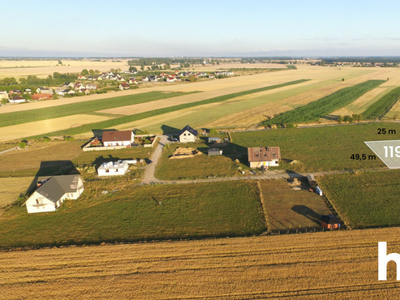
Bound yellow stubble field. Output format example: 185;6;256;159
2;227;400;299
0;114;113;143
0;59;129;80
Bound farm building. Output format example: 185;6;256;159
25;175;84;214
102;131;135;147
248;146;281;168
320;215;341;230
9;96;27;104
208;148;223;156
97;160;136;176
178;125;198;143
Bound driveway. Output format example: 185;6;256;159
141;135;169;184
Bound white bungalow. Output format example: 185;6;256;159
97;160;136;176
25;175;84;213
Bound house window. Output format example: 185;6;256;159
36;199;39;204
106;169;109;173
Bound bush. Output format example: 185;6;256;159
63;136;75;141
42;136;51;142
18;141;27;149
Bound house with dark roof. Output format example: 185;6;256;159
102;130;134;147
247;146;281;168
25;175;84;213
178;125;198;143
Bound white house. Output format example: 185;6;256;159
102;130;135;147
25;175;84;213
0;91;9;100
178;125;198;143
248;146;281;168
9;96;27;104
36;87;53;94
97;160;136;176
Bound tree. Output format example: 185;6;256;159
140;65;144;71
89;69;95;75
58;60;62;65
129;66;137;72
81;69;89;75
337;115;344;123
343;115;353;123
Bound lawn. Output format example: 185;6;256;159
0;181;266;248
319;170;400;228
231;122;400;172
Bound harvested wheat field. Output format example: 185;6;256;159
0;59;128;80
1;228;400;299
0;177;34;207
0;114;113;143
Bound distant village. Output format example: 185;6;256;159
0;69;234;105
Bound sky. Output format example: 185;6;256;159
1;0;400;57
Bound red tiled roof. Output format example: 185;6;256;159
102;131;132;142
248;147;281;162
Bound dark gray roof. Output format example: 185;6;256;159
36;175;82;203
179;125;198;137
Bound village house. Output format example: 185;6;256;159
97;160;136;176
9;96;27;104
86;83;97;90
178;125;198;143
128;78;138;84
77;75;86;80
36;87;53;94
102;130;135;147
8;89;23;96
119;82;130;90
0;91;9;100
247;146;281;168
25;175;84;213
32;93;53;101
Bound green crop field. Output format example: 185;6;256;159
0;181;265;248
231;122;400;172
362;86;400;120
263;80;385;125
319;170;400;228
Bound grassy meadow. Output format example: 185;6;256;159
0;181;265;248
319;170;400;228
231;122;400;172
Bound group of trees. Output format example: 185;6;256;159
337;114;363;123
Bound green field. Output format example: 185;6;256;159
231;122;400;172
263;80;385;125
362;86;400;120
0;181;265;248
319;170;400;228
